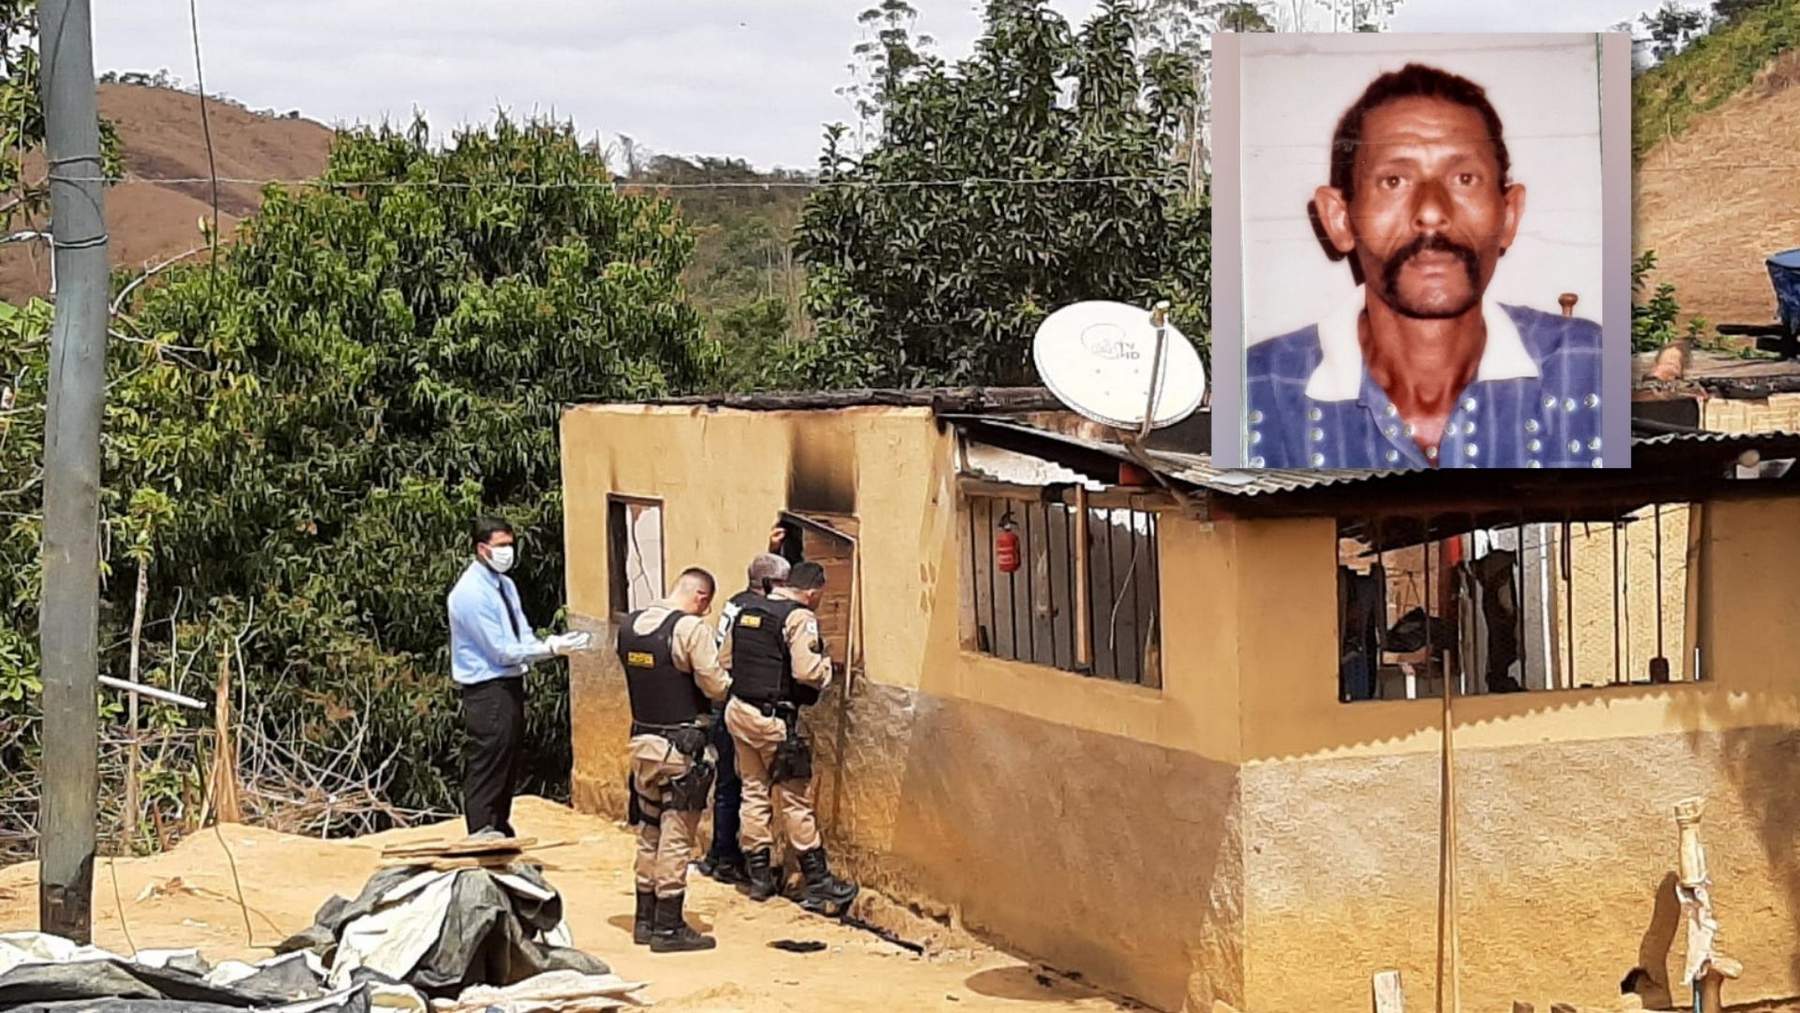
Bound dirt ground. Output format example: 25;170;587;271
0;797;1137;1013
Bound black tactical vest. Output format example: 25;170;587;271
618;608;708;726
728;597;803;705
717;589;766;647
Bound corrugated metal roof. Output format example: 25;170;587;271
952;416;1800;497
1633;428;1800;446
952;416;1402;496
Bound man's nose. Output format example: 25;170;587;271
1411;179;1451;231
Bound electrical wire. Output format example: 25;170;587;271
187;0;220;288
43;172;1186;191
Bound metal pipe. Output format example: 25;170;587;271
1139;300;1171;439
37;0;109;944
1074;486;1092;669
1620;510;1634;687
99;676;207;711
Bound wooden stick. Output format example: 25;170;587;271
211;645;242;824
125;561;147;847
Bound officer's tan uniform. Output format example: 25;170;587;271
718;588;832;853
626;602;730;898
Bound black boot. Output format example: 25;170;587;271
698;851;748;886
744;848;778;902
797;846;859;916
648;892;716;953
632;890;655;945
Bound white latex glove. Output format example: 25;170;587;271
547;632;591;656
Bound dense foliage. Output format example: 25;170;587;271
794;0;1212;388
2;115;717;826
1633;0;1800;156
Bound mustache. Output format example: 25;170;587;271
1381;232;1480;290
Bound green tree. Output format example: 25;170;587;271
3;113;717;825
1632;249;1707;353
793;0;1211;388
1;0;121;231
1712;0;1780;24
836;0;938;155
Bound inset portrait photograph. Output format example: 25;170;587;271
1209;33;1631;470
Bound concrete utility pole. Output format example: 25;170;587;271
36;0;108;943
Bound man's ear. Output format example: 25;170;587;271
1499;182;1526;255
1313;185;1357;257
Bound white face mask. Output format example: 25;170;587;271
486;545;515;574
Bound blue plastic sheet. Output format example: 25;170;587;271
1768;248;1800;336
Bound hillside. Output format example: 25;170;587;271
1635;0;1800;327
1;84;810;360
0;83;334;302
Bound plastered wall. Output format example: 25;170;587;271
1236;498;1800;1011
560;405;1245;1010
560;404;1800;1012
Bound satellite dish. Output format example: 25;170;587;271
1033;300;1206;431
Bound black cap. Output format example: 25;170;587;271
787;561;826;590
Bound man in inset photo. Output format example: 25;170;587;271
1245;62;1604;470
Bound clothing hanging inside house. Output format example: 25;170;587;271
1338;564;1385;701
1458;549;1523;694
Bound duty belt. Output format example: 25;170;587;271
733;696;796;718
631;720;703;738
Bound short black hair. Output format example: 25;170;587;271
1329;62;1510;202
679;567;716;596
471;516;513;547
787;561;827;590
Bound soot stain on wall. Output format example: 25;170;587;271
787;425;858;516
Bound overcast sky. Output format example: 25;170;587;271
92;0;1667;172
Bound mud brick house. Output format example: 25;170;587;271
559;388;1800;1012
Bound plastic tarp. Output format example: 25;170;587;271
0;932;415;1013
276;866;606;1000
1768;248;1800;336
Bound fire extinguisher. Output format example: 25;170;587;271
995;509;1021;574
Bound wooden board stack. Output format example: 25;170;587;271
377;835;571;871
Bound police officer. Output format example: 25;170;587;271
696;548;791;886
618;567;729;952
719;560;858;915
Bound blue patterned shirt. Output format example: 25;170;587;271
1244;289;1605;470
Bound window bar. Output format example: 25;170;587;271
1654;504;1665;661
1144;514;1159;690
1514;514;1526;688
1042;504;1059;670
1620;507;1634;690
1074;487;1093;671
1374;516;1388;699
987;498;999;660
967;496;981;652
1023;503;1037;665
1146;511;1161;685
1058;503;1072;669
1562;515;1574;689
1126;508;1142;683
1105;508;1121;680
1423;519;1434;702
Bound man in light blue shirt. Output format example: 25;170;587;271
448;516;586;836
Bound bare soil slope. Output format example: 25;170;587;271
1636;54;1800;327
0;84;332;302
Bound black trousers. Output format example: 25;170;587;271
461;676;526;837
704;704;744;865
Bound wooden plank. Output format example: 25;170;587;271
1372;969;1404;1013
380;836;560;858
380;855;565;871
